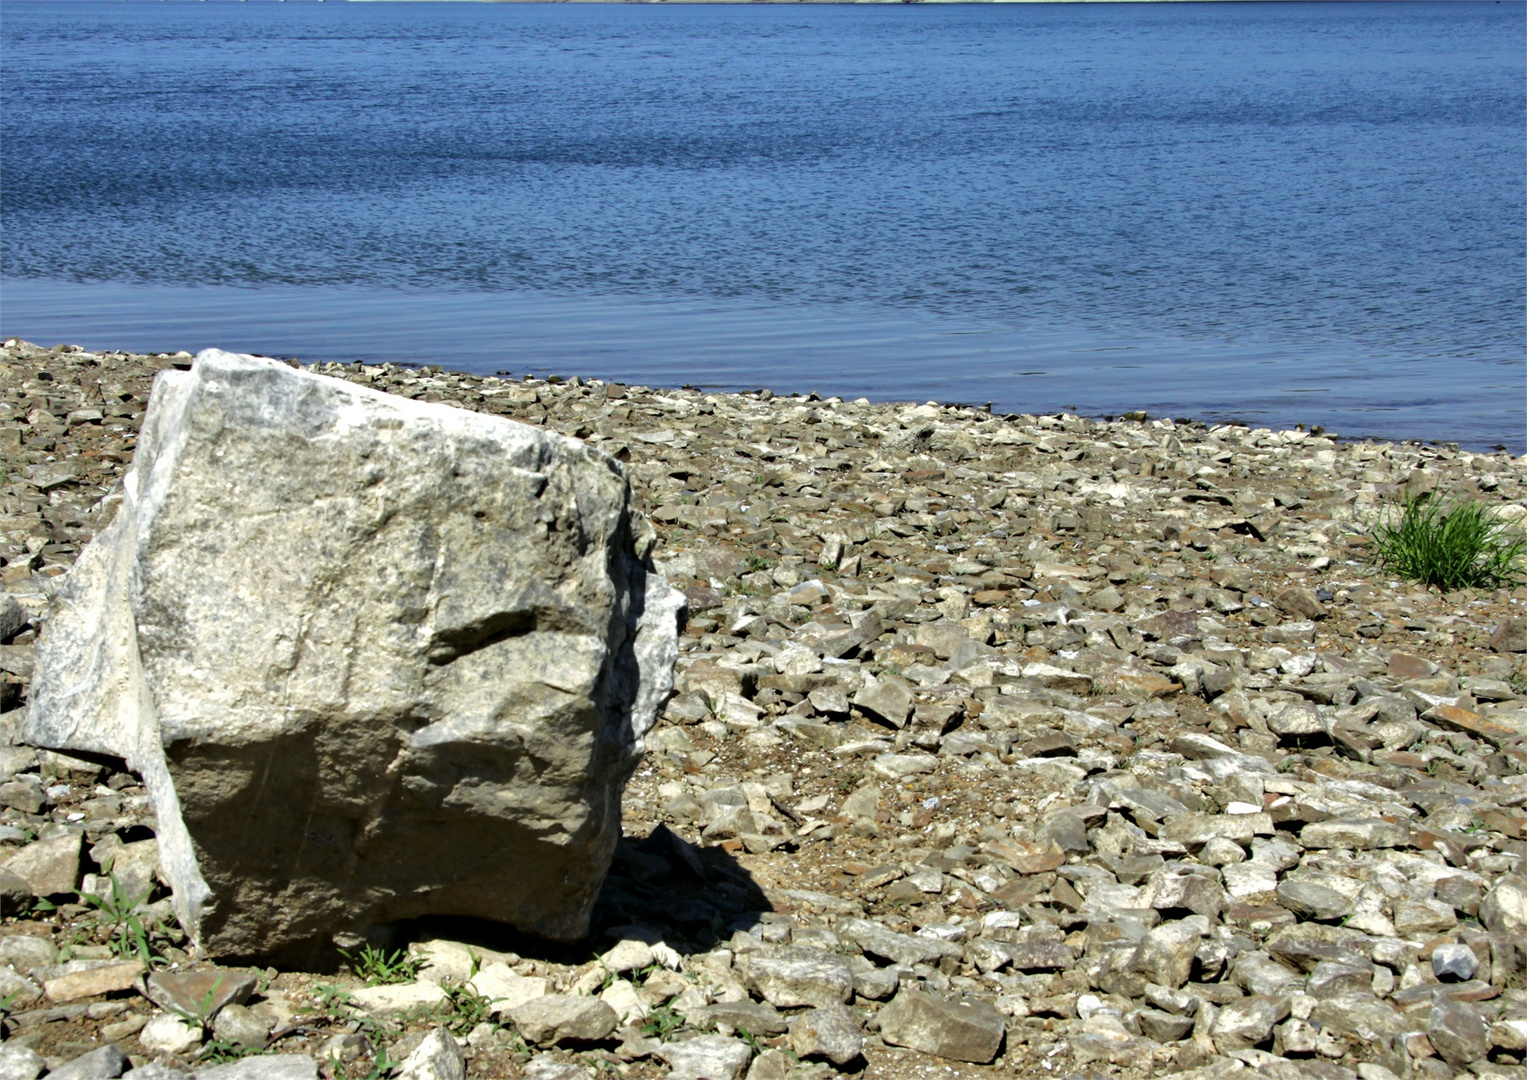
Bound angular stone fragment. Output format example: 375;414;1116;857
1308;994;1407;1042
47;1047;132;1080
598;978;646;1025
0;1045;46;1080
852;680;912;728
1428;995;1489;1067
1431;943;1478;982
507;994;618;1045
1136;1007;1195;1042
94;839;161;905
1275;881;1352;922
984;837;1065;874
196;1058;317;1080
1274;587;1325;621
740;950;853;1008
1037;809;1094;854
24;351;681;963
144;968;257;1020
0;783;45;816
1479;874;1527;935
1307;959;1373;998
1232;951;1304;995
1003;941;1074;971
871;753;938;780
349;981;448;1016
1268;701;1325;738
0;866;34;913
1392;897;1456;936
876;988;1006;1064
44;960;145;1003
395;1028;465;1080
789;1002;863;1065
2;832;82;898
1159;814;1264;847
140;1015;203;1055
1148;865;1224;918
1423;702;1523;743
689;1000;788;1036
1490;617;1527;652
0;596;29;643
0;932;59;971
213;1004;273;1050
838;918;960;967
656;1035;753;1080
851;961;899;1001
1128;918;1207;989
1210;994;1289;1051
0;967;40;1007
1494;1018;1527;1052
1300;818;1409;850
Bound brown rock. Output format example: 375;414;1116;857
1274;587;1325;620
983;838;1065;875
1421;703;1523;745
44;960;145;1002
144;968;258;1021
1135;610;1199;643
1389;651;1438;679
2;832;82;898
1490;617;1527;652
876;988;1006;1064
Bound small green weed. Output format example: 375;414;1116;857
165;981;230;1026
434;985;494;1036
330;1047;396;1080
639;1004;685;1039
359;1048;396;1080
339;945;423;986
734;1026;768;1056
78;875;157;964
1368;495;1526;592
198;1038;262;1065
311;984;357;1014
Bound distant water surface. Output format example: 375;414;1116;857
2;1;1523;449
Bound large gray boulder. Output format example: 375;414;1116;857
25;350;681;964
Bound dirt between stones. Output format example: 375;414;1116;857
0;338;1524;1080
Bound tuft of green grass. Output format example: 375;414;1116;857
639;1003;686;1040
78;874;159;965
1368;495;1526;592
198;1037;264;1064
339;945;423;986
433;984;495;1036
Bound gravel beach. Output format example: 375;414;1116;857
0;338;1524;1080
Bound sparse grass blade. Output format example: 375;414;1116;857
338;944;423;986
1368;495;1527;591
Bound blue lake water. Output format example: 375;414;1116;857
2;1;1523;450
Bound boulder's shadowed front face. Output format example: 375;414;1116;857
26;351;681;964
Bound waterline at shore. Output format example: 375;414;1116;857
3;280;1522;454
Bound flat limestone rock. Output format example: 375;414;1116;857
26;351;681;964
876;988;1006;1064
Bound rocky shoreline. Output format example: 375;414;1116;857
0;337;1524;1080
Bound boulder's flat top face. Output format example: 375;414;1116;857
27;351;678;962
